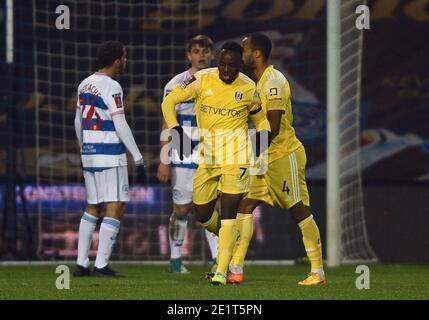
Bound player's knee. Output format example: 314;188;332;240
290;201;311;223
219;204;238;219
193;206;212;223
192;199;217;223
105;202;126;220
194;211;212;224
86;204;102;217
238;199;259;215
241;204;255;215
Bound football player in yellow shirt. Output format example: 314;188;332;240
162;41;271;286
228;33;326;286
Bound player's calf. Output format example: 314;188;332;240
168;205;191;274
94;202;124;272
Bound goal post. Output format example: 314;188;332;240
327;0;341;267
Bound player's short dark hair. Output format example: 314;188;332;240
187;35;214;52
97;41;125;68
220;41;243;58
247;33;272;60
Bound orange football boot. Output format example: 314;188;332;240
298;272;327;286
227;273;245;284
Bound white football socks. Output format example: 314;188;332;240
77;212;97;268
205;229;218;260
95;217;120;269
169;213;188;260
312;267;325;279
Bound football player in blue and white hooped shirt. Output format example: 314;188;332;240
74;41;144;277
157;35;219;273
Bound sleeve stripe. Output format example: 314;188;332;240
249;106;262;115
111;110;125;116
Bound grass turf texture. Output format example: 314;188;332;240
0;264;427;300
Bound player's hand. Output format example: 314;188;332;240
135;157;145;167
157;162;171;184
172;125;192;160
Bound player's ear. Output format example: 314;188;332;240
254;49;262;60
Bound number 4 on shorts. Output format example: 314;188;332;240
282;181;290;194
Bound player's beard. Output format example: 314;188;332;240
116;59;126;74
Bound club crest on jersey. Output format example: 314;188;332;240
181;75;196;88
112;93;123;108
235;91;243;102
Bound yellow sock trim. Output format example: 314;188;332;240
216;219;237;273
201;210;220;236
230;213;253;268
298;214;323;270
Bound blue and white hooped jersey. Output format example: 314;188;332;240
77;72;127;171
164;69;199;169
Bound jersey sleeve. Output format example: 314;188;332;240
249;89;271;132
76;84;82;108
106;81;125;116
263;78;289;111
163;80;174;100
161;73;201;129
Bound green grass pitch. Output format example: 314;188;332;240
0;264;427;300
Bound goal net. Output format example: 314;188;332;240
329;0;377;263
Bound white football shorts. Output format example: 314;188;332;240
171;166;196;205
84;166;130;204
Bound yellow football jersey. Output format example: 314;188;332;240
257;65;302;161
162;67;270;168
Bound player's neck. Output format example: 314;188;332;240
254;61;270;81
97;68;115;78
190;66;199;75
